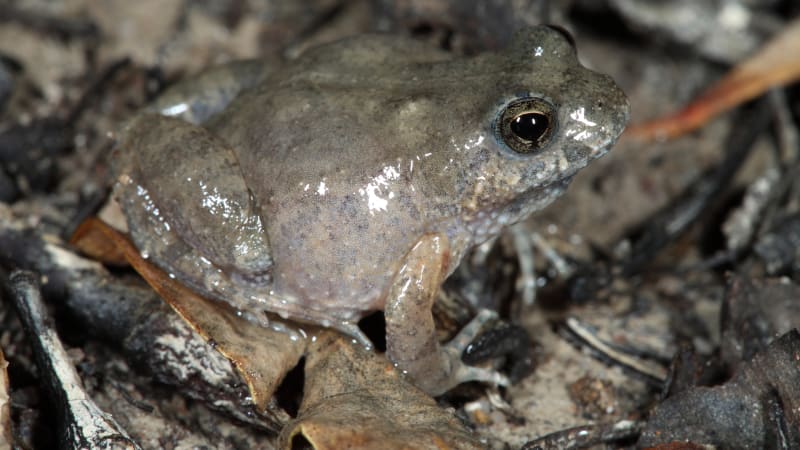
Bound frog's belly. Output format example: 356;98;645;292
178;238;402;331
255;192;426;326
184;258;391;333
264;256;400;324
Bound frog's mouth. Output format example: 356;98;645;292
589;135;623;162
517;176;573;215
464;176;573;244
559;136;619;181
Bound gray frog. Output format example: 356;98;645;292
112;26;629;395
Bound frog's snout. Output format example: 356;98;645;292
586;74;630;158
601;81;630;149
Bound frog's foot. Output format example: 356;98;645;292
437;309;510;392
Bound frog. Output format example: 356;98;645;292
110;25;629;395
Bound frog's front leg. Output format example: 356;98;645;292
385;234;510;395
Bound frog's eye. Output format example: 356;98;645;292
496;98;557;154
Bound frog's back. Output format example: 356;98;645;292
114;27;629;337
198;35;478;319
210;86;445;321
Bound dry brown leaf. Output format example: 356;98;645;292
280;331;482;450
626;18;800;141
0;348;10;449
71;218;307;412
70;218;129;266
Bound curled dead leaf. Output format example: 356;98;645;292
71;218;307;412
280;331;482;450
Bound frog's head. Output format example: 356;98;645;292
442;25;630;241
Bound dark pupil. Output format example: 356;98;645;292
510;112;549;142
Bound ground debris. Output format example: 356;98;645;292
2;1;800;448
626;17;800;141
639;329;800;448
0;347;10;449
281;331;483;449
3;270;141;449
0;221;289;432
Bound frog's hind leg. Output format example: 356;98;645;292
384;234;509;395
147;60;272;125
114;114;273;291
